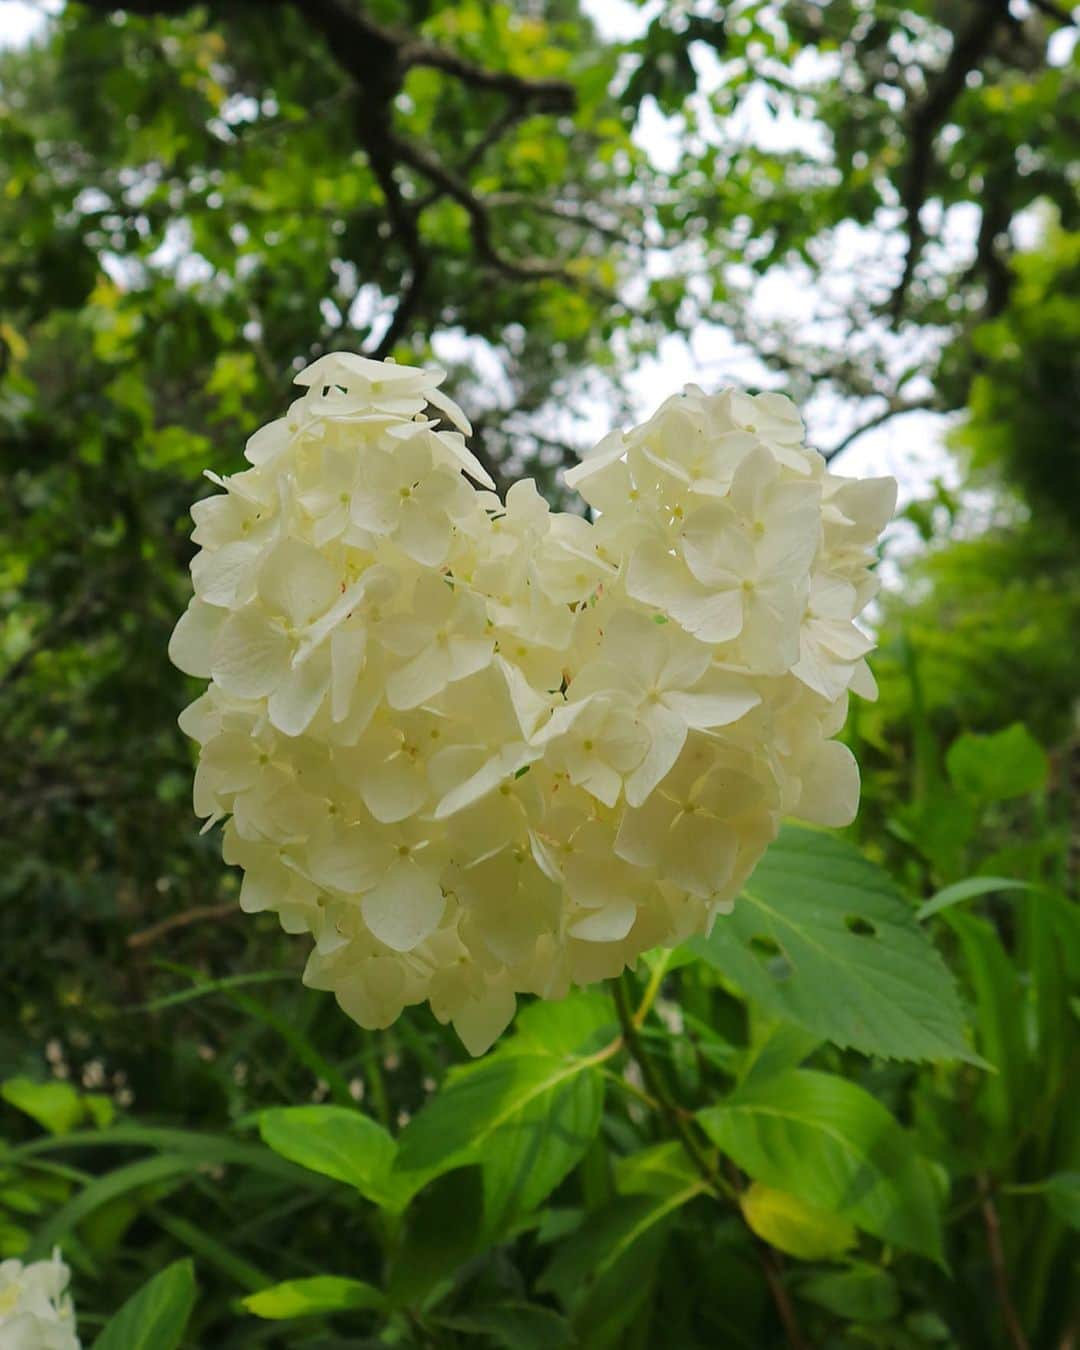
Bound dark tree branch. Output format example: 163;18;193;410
1027;0;1077;25
889;0;1011;320
74;0;588;346
823;397;936;461
971;164;1016;320
386;129;614;293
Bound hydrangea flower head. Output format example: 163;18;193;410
171;355;895;1054
0;1250;80;1349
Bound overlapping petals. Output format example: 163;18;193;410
0;1250;80;1350
171;355;894;1054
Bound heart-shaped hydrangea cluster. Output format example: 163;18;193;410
170;353;895;1053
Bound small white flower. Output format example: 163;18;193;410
0;1250;80;1350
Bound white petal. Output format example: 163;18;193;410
190;540;261;608
664;678;760;731
614;791;675;868
258;537;339;627
169;599;227;678
306;827;388;894
244;416;292;465
330;626;367;722
211;608;290;698
268;645;331;736
625;704;688;807
386;641;447;710
569;901;637;943
360;755;426;823
362;858;445;952
333;956;407;1030
452;985;517;1056
795;739;860;827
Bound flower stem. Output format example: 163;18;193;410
611;969;807;1350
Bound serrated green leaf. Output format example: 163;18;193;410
242;1275;385;1319
258;1106;402;1210
698;1068;944;1261
91;1259;195;1350
691;824;976;1062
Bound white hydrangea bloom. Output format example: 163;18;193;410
171;355;895;1054
0;1250;80;1350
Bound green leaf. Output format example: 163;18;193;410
691;825;975;1063
28;1155;194;1259
388;1165;486;1307
258;1106;401;1210
613;1141;701;1199
394;1048;605;1237
740;1181;856;1261
1010;1173;1080;1228
917;876;1037;920
797;1263;901;1322
946;723;1048;800
435;1302;573;1349
509;990;616;1058
698;1069;945;1261
91;1259;196;1350
242;1275;385;1319
539;1182;706;1341
946;912;1027;1152
2;1079;87;1135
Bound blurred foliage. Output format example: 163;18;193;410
1;0;1078;1346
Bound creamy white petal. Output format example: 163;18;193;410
362;858;445;952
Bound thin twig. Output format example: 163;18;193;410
823;397;936;461
612;975;730;1198
127;901;237;950
759;1244;809;1350
978;1173;1031;1350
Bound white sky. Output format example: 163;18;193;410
0;0;967;511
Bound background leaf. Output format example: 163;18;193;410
699;1069;945;1261
242;1275;385;1319
91;1259;195;1350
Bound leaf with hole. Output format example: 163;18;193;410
691;824;977;1062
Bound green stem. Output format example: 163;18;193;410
611;973;733;1202
611;971;807;1350
634;949;673;1028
